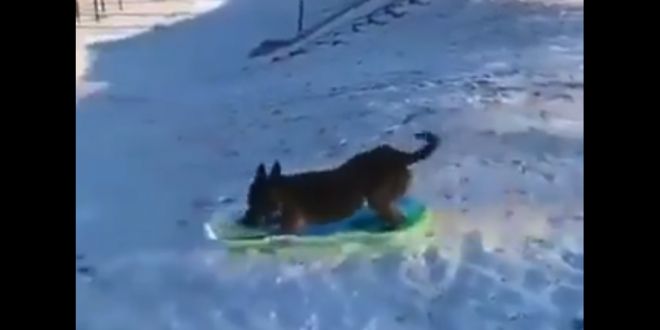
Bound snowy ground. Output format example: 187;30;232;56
76;0;583;329
76;0;225;87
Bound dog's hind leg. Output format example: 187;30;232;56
367;193;405;230
367;170;411;230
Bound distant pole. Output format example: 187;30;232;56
297;0;304;34
75;0;80;22
100;0;106;13
93;0;100;22
118;0;124;11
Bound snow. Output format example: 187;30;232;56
76;0;228;92
76;0;583;329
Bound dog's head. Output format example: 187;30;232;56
239;162;282;227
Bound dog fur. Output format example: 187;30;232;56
240;131;440;234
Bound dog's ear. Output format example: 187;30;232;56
255;163;267;181
270;161;281;178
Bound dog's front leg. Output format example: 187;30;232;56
280;208;305;235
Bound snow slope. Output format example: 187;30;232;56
76;0;227;88
76;0;583;329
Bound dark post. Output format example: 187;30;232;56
297;0;304;34
118;0;124;11
100;0;106;13
76;0;80;22
93;0;100;22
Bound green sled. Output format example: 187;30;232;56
206;197;439;259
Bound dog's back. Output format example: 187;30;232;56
343;132;439;169
341;132;440;191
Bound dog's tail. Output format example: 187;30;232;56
406;131;440;164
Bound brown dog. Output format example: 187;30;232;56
240;131;440;234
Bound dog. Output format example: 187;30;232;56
240;131;440;234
